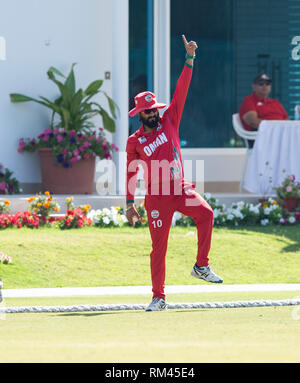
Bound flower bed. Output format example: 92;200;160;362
0;193;299;230
87;194;299;228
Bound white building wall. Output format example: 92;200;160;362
0;0;113;184
0;0;245;194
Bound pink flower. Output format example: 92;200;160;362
69;130;76;137
44;128;52;134
73;149;79;156
70;157;78;164
289;175;295;182
83;141;90;148
104;153;112;160
62;149;67;156
18;140;25;148
286;186;292;192
79;146;85;152
43;134;50;142
57;134;63;143
84;153;90;159
111;144;119;152
0;182;6;190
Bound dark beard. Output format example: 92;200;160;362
140;113;160;129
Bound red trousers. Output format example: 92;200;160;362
144;186;213;300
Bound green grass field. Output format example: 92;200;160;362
1;292;300;363
0;225;300;363
0;225;300;288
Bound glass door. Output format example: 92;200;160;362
129;0;154;135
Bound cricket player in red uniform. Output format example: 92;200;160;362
126;35;223;311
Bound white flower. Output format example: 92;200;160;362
172;211;182;227
103;216;110;225
288;216;296;224
232;209;244;219
264;207;271;215
120;214;127;223
204;193;212;200
260;218;269;226
213;208;220;218
102;208;110;215
249;204;260;215
227;214;234;221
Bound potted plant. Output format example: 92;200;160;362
273;173;300;212
10;64;119;194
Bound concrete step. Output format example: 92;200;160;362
1;192;274;214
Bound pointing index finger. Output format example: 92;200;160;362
182;34;188;46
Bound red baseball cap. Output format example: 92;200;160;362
128;91;167;117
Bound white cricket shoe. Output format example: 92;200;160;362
145;298;167;312
191;264;223;283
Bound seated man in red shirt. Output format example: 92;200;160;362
239;73;289;147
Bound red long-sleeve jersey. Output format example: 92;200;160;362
126;65;193;202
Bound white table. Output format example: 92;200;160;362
244;120;300;195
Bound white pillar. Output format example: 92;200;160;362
112;0;129;196
154;0;170;106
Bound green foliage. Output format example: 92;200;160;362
10;63;119;134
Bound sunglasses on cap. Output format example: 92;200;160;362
257;80;272;86
142;108;158;115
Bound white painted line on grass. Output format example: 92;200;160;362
3;284;300;298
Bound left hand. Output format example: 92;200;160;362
182;34;198;56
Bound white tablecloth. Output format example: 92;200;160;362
244;120;300;194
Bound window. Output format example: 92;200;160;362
171;0;235;148
129;0;153;135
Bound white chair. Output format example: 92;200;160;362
232;113;257;192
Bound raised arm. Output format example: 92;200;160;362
166;35;198;126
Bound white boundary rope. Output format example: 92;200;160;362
1;299;300;313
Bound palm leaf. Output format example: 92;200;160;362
64;63;76;96
84;80;103;96
48;66;66;78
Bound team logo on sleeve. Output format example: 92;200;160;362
138;136;147;144
151;210;160;219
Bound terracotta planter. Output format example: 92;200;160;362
282;197;299;212
38;148;95;194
